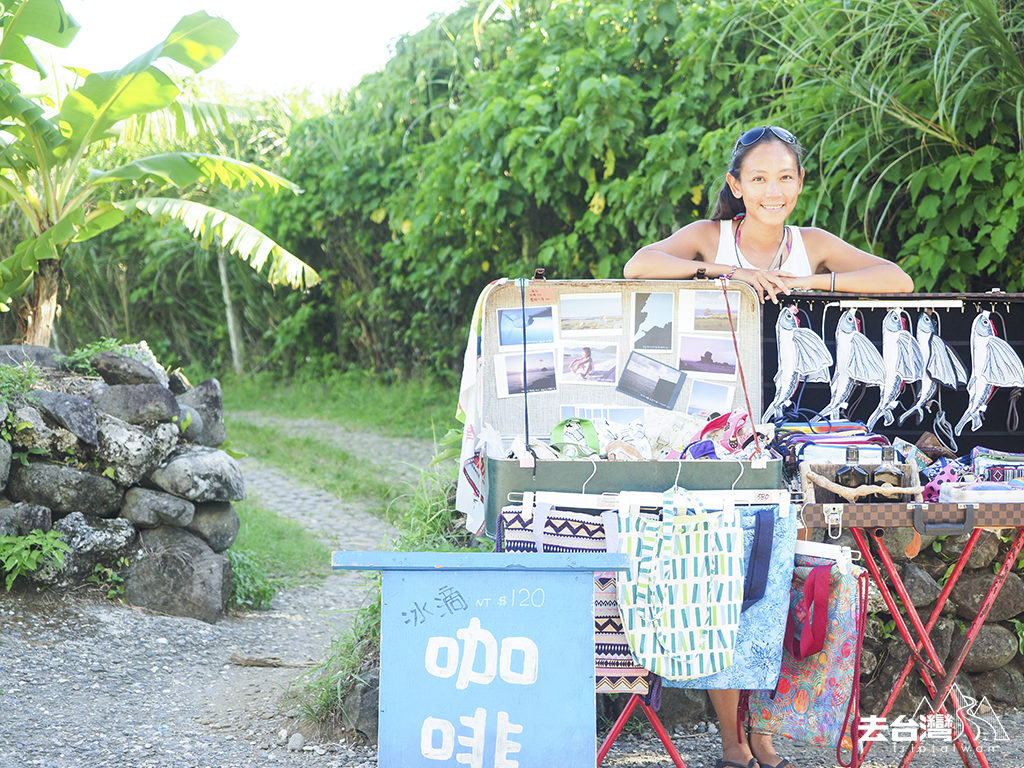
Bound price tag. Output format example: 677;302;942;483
526;284;556;304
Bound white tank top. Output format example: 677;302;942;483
714;219;813;277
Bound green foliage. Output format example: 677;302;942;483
0;529;70;590
85;557;129;599
0;0;318;347
0;364;39;404
225;548;277;610
55;337;124;375
1009;619;1024;655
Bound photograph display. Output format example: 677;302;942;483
559;404;647;423
561;343;618;384
631;292;674;351
677;333;737;379
678;289;741;332
497;305;556;349
560;293;624;335
495;349;558;398
616;351;686;410
686;379;736;418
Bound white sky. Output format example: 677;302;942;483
55;0;469;95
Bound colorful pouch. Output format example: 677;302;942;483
745;553;868;766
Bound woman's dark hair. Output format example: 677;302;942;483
709;127;806;220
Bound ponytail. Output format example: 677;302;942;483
710;178;745;221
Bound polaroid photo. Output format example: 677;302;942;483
497;305;557;350
559;404;647;423
686;379;736;418
561;343;618;385
677;333;738;380
494;349;558;398
631;292;674;351
678;289;741;332
616;351;686;410
560;292;624;336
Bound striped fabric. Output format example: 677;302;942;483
496;505;650;695
615;489;744;681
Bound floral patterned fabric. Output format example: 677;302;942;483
746;554;867;751
665;503;797;690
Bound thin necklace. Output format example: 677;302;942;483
734;216;790;270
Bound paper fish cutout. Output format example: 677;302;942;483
819;309;884;421
954;310;1024;435
898;312;968;426
762;305;833;423
866;309;924;430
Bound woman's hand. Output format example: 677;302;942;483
731;267;796;304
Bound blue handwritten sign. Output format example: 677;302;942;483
332;552;625;768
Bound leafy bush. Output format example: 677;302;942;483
0;530;71;591
226;548;277;610
56;338;125;376
0;363;39;405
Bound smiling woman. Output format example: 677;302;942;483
56;0;466;94
623;125;914;302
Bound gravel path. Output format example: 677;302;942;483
3;413;1024;767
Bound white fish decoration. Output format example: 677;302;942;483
819;309;885;421
954;310;1024;435
762;305;833;423
898;312;968;426
865;310;924;430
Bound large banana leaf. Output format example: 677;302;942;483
0;0;80;74
90;153;301;194
0;78;65;168
57;12;237;155
114;197;320;290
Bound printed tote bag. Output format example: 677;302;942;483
666;501;797;690
745;552;869;765
614;488;744;681
495;502;651;695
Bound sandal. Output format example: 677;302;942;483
758;760;794;768
714;760;757;768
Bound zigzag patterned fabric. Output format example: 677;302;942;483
615;489;744;681
496;505;650;695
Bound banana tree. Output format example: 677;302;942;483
0;0;319;346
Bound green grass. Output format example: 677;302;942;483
232;497;332;589
224;420;400;512
221;369;457;440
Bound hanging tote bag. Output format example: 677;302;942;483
495;501;651;695
664;501;797;690
614;488;745;681
744;552;869;766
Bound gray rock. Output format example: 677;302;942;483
90;383;180;425
341;667;381;741
900;562;943;607
147;446;245;503
120;488;195;529
168;369;192;395
8;463;122;519
0;439;11;492
951;572;1024;622
0;506;15;535
177;404;205;443
953;623;1019;673
32;389;99;446
90;351;163;386
0;344;57;368
94;414;179;487
139;525;213;560
286;733;305;752
31;512;136;584
873;528;935;561
123;548;231;624
13;502;51;534
175;379;226;447
9;404;78;456
186;502;239;552
119;341;170;388
970;665;1024;707
942;530;1001;571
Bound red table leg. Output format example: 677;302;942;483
597;693;687;768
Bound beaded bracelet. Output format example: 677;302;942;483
725;266;739;281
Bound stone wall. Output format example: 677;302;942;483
0;344;244;624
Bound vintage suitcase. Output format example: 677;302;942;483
465;277;784;536
761;292;1024;531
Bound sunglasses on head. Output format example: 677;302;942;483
734;125;797;151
